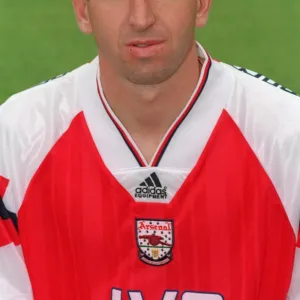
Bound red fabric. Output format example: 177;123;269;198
0;176;19;246
0;175;9;198
19;111;295;300
0;219;20;247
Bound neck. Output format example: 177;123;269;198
99;43;203;161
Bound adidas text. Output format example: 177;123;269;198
135;186;167;199
135;172;168;199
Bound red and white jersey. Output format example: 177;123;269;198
0;42;300;300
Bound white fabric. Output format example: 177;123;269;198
0;244;32;299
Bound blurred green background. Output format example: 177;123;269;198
0;0;299;103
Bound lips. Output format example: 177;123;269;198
125;39;166;58
127;40;164;47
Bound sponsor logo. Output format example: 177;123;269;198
135;172;167;199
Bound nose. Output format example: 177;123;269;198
128;0;156;31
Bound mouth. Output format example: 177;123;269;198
127;40;165;47
133;44;151;48
125;39;166;58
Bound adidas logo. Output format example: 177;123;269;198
135;172;167;199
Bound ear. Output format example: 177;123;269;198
73;0;93;34
195;0;212;28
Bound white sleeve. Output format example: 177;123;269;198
0;104;33;299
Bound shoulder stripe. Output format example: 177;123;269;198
233;65;298;96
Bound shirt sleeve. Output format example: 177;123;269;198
0;105;33;299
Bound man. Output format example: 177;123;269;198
0;0;299;299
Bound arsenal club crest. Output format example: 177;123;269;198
136;219;174;266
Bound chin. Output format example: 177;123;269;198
125;70;175;85
122;61;176;85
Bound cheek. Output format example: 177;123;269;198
88;3;125;52
156;2;197;38
91;15;121;55
163;13;196;50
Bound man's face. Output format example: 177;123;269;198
74;0;211;85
